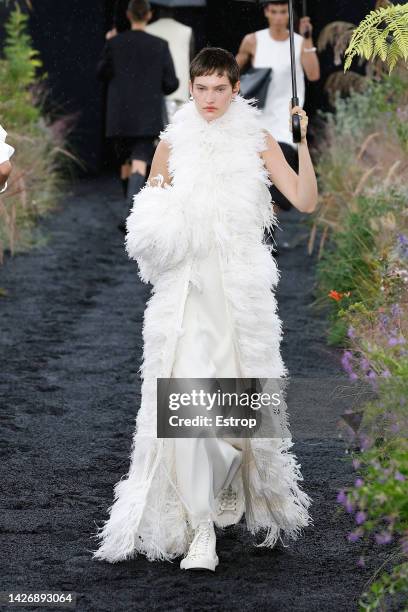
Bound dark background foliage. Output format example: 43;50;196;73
0;0;376;173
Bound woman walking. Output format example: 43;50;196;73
92;47;317;571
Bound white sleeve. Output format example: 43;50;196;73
0;124;15;163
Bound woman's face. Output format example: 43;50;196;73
190;73;240;122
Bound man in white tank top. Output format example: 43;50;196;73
236;0;319;221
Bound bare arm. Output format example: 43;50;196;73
260;114;318;213
235;33;255;70
146;139;172;187
299;18;320;82
301;39;320;81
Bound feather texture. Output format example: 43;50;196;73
91;94;313;564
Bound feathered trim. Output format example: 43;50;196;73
124;180;190;286
91;92;313;564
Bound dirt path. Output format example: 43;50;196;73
0;176;378;611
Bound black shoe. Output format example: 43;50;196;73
117;172;146;234
121;178;128;198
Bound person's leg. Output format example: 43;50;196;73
118;137;156;233
176;435;241;572
175;437;242;530
120;162;131;197
112;137;129;197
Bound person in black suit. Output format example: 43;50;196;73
97;0;179;231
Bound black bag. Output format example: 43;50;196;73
239;67;272;109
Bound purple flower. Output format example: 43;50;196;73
397;234;408;247
341;350;355;376
347;326;356;338
357;556;366;567
395;471;405;481
388;336;405;346
355;478;364;488
355;511;367;525
391;302;402;316
360;358;370;371
375;531;392;545
345;500;354;513
348;529;363;542
381;369;391;377
337;489;347;504
401;536;408;555
360;434;372;451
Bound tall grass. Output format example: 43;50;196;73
0;5;78;264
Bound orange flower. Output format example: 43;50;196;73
328;290;343;301
328;290;352;301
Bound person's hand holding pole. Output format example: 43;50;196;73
288;103;308;142
299;16;312;39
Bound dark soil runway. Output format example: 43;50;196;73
0;176;379;611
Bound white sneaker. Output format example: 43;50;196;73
215;470;245;527
180;518;219;571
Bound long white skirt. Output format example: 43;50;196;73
171;244;244;529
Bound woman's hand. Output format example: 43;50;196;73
289;104;309;142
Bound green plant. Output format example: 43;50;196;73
358;561;408;611
0;4;44;126
344;3;408;73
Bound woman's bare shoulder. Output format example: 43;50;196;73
260;129;279;156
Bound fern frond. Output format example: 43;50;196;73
344;4;408;73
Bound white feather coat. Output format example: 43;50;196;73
91;94;313;563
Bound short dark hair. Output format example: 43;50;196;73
127;0;151;22
190;47;240;88
263;1;289;6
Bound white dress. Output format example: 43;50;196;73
171;244;244;529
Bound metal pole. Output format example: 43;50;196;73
288;0;301;142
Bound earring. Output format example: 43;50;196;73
189;95;194;101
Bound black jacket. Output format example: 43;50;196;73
97;30;179;138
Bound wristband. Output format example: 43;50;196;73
303;46;317;53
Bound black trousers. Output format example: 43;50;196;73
269;141;299;212
111;136;157;166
